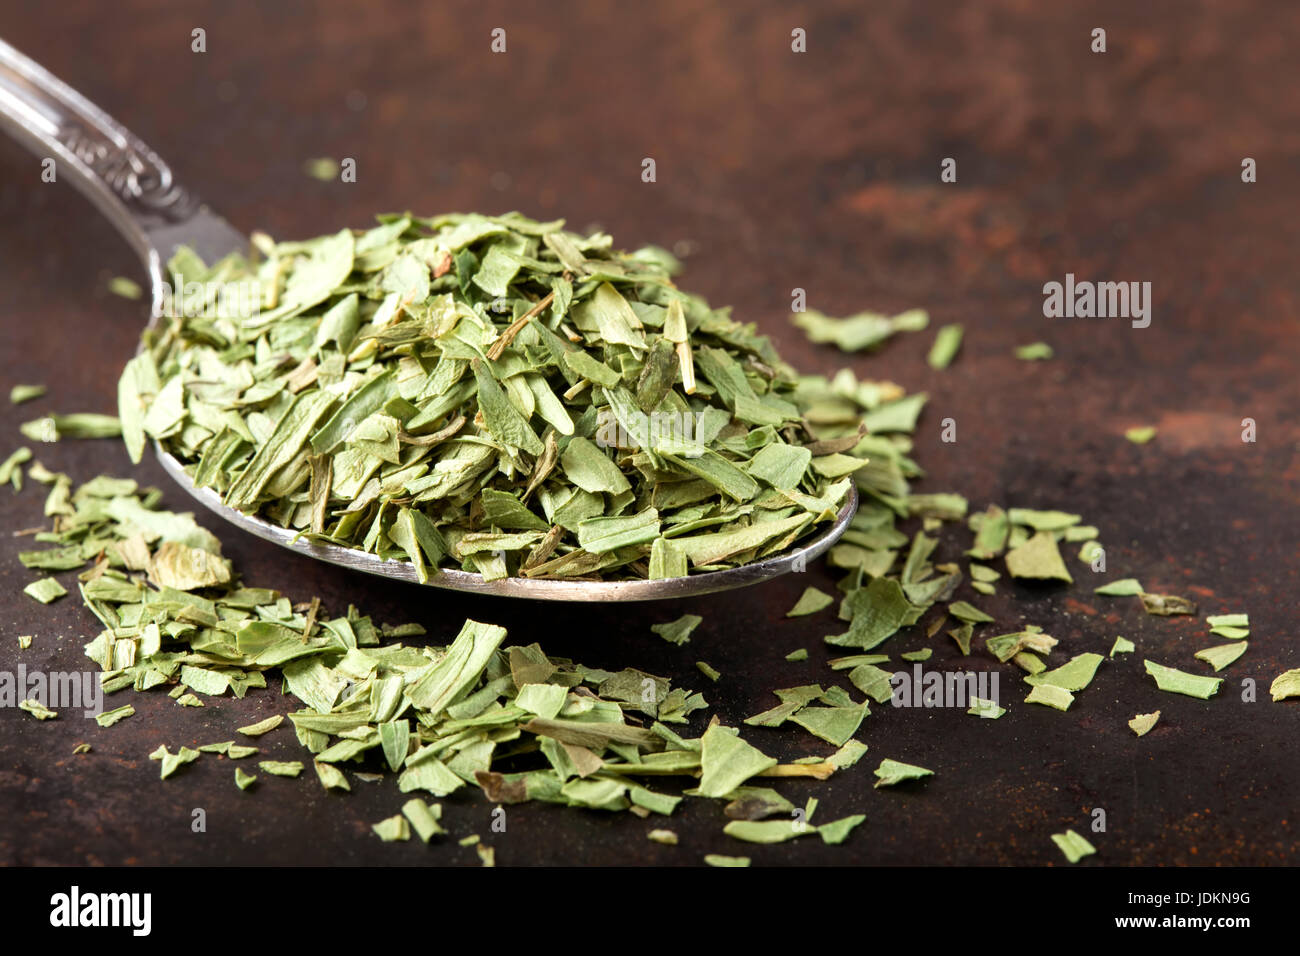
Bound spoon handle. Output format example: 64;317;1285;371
0;37;245;298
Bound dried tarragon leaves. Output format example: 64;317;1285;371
120;212;861;582
23;469;865;839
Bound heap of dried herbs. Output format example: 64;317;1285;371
119;212;869;581
18;469;868;847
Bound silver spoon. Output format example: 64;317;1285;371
0;38;857;601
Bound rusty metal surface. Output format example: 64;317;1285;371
0;0;1297;866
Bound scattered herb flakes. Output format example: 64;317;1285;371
94;704;135;727
458;835;480;847
402;798;446;842
1269;670;1300;702
19;698;57;720
9;384;46;405
970;581;996;596
235;768;257;790
1005;532;1073;583
17;635;32;650
969;563;1000;583
237;715;284;737
967;697;1006;719
228;745;259;759
72;743;91;755
787;587;834;617
793;306;928;353
1139;592;1197;616
1095;578;1144;596
1109;636;1135;657
647;829;678;845
818;813;866;845
23;577;67;604
1143;660;1221;699
157;746;200;779
314;760;351;791
785;648;809;662
0;447;31;491
1194;642;1247;672
1051;829;1096;863
372;815;411;842
696;661;721;683
873;758;933;788
1014;342;1054;361
1128;711;1160;737
476;844;497;867
259;760;304;778
176;693;204;708
107;276;143;300
1124;426;1157;444
900;648;931;662
652;614;702;646
704;854;751;867
1024;684;1074;712
1025;652;1103;692
927;324;963;369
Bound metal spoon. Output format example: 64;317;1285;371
0;38;857;601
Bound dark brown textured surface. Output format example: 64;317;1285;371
0;0;1297;866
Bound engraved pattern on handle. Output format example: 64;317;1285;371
0;36;200;258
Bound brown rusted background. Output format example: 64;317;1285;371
0;0;1296;866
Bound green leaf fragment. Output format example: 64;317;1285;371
1125;426;1157;444
1139;592;1197;616
1025;684;1074;711
967;697;1006;719
873;758;933;788
259;760;304;777
647;829;678;845
1051;829;1096;863
1109;636;1135;657
926;324;963;369
19;699;58;720
237;715;284;736
1143;660;1221;699
373;815;411;842
10;384;46;405
24;577;67;604
1128;711;1160;736
785;648;809;662
697;724;778;798
818;814;866;845
1194;642;1247;672
1014;342;1054;361
1269;669;1300;702
651;614;702;646
1095;578;1143;596
1005;532;1073;583
95;704;135;727
235;768;257;790
696;661;721;682
704;854;751;867
787;587;834;617
1025;653;1103;691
